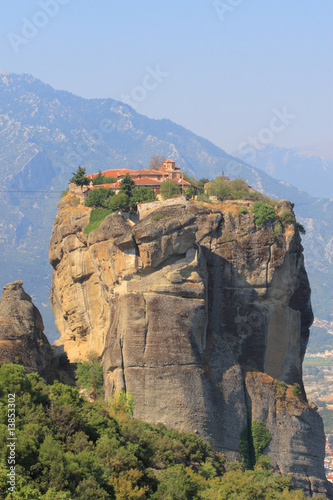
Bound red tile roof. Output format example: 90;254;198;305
133;177;162;185
88;169;131;179
89;168;169;179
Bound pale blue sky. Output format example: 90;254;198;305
0;0;332;153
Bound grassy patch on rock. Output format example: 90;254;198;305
84;208;112;236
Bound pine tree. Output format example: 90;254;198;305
120;173;136;197
70;166;90;186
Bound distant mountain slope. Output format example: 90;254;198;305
0;73;332;341
234;143;333;199
295;139;333;161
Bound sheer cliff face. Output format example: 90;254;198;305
49;196;329;496
0;281;53;379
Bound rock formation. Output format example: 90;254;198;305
0;280;53;380
49;194;331;497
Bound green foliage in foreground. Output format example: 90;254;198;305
84;208;112;236
75;355;104;399
0;364;316;499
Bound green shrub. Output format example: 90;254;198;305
296;222;306;234
248;191;277;206
275;380;287;399
293;383;302;397
256;454;270;470
130;186;156;209
119;173;136;198
151;465;200;500
92;170;117;185
273;224;282;242
61;188;69;198
239;419;271;469
185;185;196;199
197;177;210;190
232;190;245;199
84;208;112;235
152;213;165;222
160;179;179;199
0;363;31;396
110;390;135;418
252;420;271;462
239;424;255;470
251;202;277;226
207;177;231;200
197;192;211;202
273;224;282;235
85;187;114;208
279;211;294;226
108;192;129;212
248;191;260;200
75;355;104;399
239;206;248;215
229;178;249;199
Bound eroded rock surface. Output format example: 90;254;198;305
49;196;331;497
0;280;53;379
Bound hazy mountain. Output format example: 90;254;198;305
295;139;333;161
0;72;332;342
233;143;333;199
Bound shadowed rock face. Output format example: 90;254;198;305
49;196;331;497
0;281;53;379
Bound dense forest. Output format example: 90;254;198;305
0;362;321;499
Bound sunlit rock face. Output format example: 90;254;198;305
49;196;331;497
0;280;53;379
